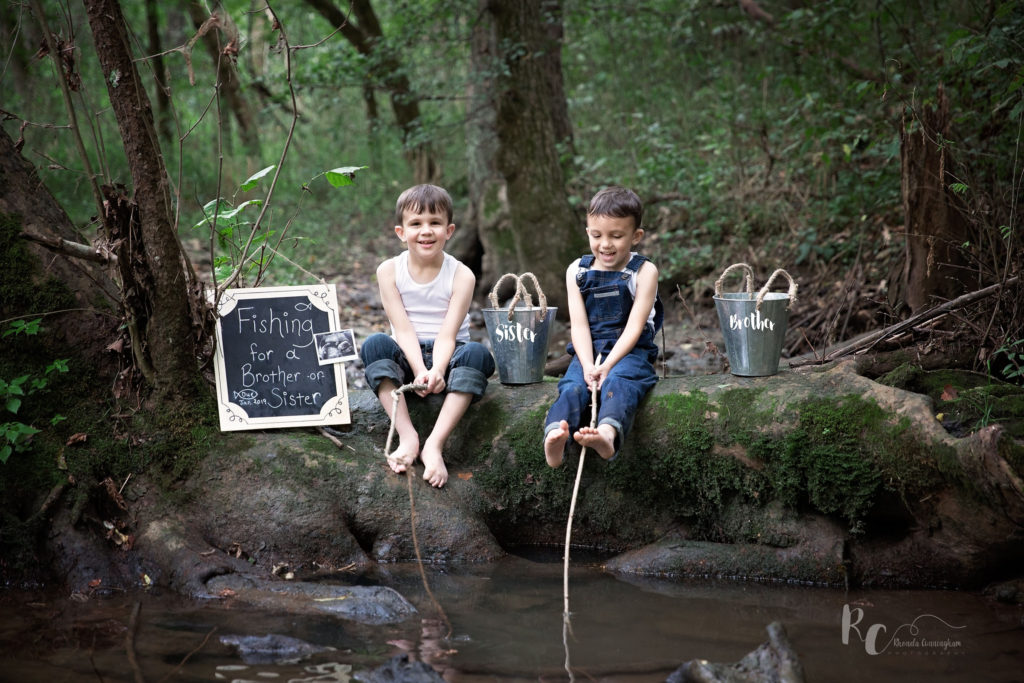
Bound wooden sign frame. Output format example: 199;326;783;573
213;284;350;431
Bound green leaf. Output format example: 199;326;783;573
214;263;235;282
325;166;368;188
240;165;276;191
46;359;69;374
3;319;41;338
6;397;21;414
218;199;263;221
193;198;230;230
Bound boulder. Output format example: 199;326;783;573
60;360;1024;600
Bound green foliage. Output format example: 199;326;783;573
991;339;1024;382
195;164;368;286
1;320;69;463
562;0;1018;300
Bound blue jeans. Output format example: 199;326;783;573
360;332;495;400
543;349;658;456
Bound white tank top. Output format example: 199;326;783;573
392;251;471;342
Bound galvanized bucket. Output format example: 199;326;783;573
713;264;798;377
483;272;557;384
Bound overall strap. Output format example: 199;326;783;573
625;253;648;272
575;254;595;286
625;253;665;333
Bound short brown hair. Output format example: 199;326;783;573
588;186;643;231
395;184;453;225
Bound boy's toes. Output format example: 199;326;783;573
423;466;447;488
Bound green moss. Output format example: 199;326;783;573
950;385;1024;437
747;394;947;533
1005;439;1024;482
454;401;511;466
475;405;576;529
876;363;923;390
601;391;771;537
877;364;1024;438
0;212;77;316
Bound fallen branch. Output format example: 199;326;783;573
791;276;1020;367
28;481;68;523
19;230;118;265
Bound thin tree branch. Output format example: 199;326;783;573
791;276;1020;367
19;230;118;264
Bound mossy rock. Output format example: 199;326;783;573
877;363;1024;439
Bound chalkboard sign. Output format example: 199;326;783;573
213;285;350;431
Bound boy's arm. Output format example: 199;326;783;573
590;260;659;387
423;263;475;394
377;259;429;378
566;265;597;383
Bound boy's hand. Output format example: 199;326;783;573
415;369;446;396
585;362;610;391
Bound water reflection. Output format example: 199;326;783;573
0;553;1020;682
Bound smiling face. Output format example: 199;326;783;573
396;208;455;261
585;214;643;271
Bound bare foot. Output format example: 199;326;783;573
420;440;448;488
574;423;617;460
544;420;571;467
386;437;419;474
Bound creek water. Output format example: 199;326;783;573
1;551;1021;682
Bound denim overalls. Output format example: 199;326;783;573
544;254;663;456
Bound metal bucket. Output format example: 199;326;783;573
483;304;557;384
483;272;556;384
713;265;798;377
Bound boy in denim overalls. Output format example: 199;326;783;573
543;187;663;466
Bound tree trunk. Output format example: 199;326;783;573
454;0;505;278
899;86;972;314
144;0;173;142
478;0;585;312
83;0;201;403
1;127;120;309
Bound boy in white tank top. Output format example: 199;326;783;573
360;185;495;487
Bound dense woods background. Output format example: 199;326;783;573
1;1;1022;576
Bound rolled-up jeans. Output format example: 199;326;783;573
543;349;657;457
360;332;495;401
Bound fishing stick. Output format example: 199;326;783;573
562;355;601;681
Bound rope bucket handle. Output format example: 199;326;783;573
488;272;549;322
756;268;799;312
488;273;523;308
714;262;755;298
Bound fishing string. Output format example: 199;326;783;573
385;383;452;640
